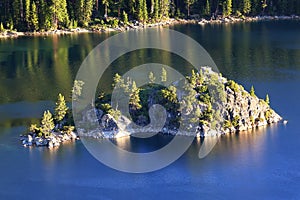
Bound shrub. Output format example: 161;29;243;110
231;115;240;128
223;120;232;129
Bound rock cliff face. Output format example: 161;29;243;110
82;67;282;138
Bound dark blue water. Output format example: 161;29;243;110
1;21;300;199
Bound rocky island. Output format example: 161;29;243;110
21;67;282;148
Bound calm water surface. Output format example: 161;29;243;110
1;21;300;199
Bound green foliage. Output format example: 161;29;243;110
185;0;195;17
50;0;69;29
0;0;298;32
161;67;167;83
54;93;68;122
265;109;272;121
63;125;75;135
223;0;233;17
226;80;240;93
204;0;211;16
250;85;255;97
129;81;142;110
72;80;85;100
231;115;240;128
265;94;270;105
223;120;232;129
148;71;156;83
0;22;4;32
40;110;55;137
109;18;119;28
30;1;39;31
243;0;252;14
108;108;121;120
29;124;40;133
207;73;226;104
122;11;129;24
250;115;254;124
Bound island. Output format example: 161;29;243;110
21;67;282;148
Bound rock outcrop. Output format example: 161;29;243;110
21;131;79;148
79;67;282;139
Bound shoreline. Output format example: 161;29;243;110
1;15;300;39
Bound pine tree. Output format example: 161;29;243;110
185;0;195;17
160;0;169;19
161;67;167;83
50;0;69;29
40;110;55;137
243;0;251;15
153;0;159;21
25;0;30;30
81;0;94;26
30;1;39;31
204;0;211;16
55;93;68;122
143;0;148;23
122;11;128;24
0;22;4;32
129;81;142;109
72;80;85;100
148;71;156;83
102;0;110;17
138;0;144;22
12;0;21;30
250;85;255;96
265;94;270;105
223;0;232;17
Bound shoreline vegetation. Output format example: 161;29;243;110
1;15;300;38
21;67;283;148
1;0;300;38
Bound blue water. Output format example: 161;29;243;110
1;21;300;199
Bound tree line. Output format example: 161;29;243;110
0;0;300;31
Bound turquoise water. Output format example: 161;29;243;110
1;20;300;199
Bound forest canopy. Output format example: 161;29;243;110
0;0;299;31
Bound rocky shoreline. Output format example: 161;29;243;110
2;15;300;39
20;131;79;148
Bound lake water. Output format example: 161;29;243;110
1;20;300;199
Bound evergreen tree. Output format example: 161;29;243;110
50;0;69;29
204;0;211;16
129;81;142;109
265;94;270;105
25;0;30;30
30;1;39;31
143;0;148;22
160;0;169;19
40;110;55;137
250;85;255;96
72;80;85;100
223;0;232;17
81;0;94;26
185;0;195;17
148;71;156;83
0;23;4;32
138;0;144;22
55;93;68;122
153;0;159;21
122;11;128;24
243;0;251;15
102;0;110;17
161;67;167;83
12;0;21;30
